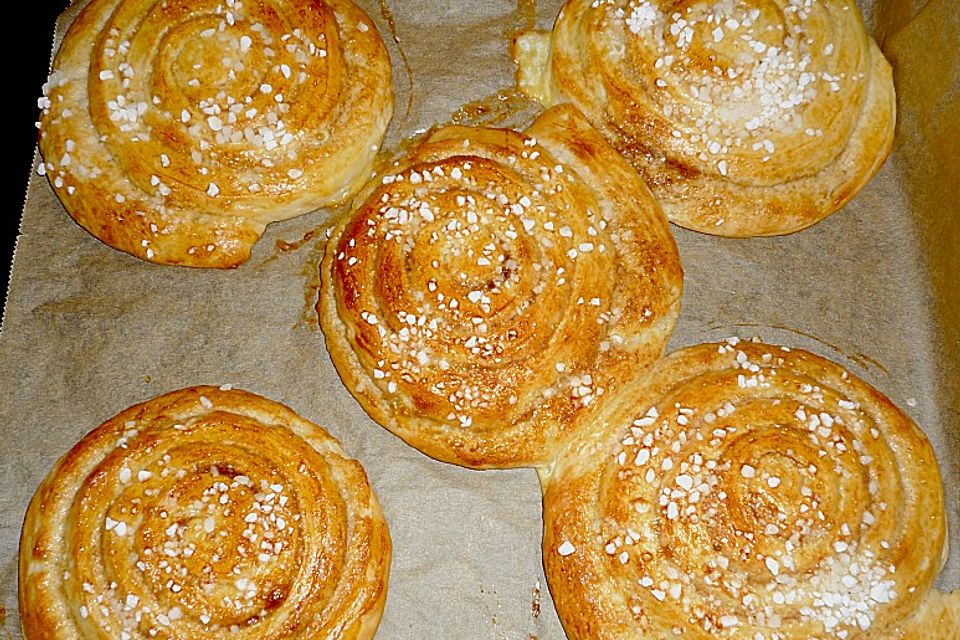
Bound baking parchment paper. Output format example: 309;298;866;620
1;0;957;637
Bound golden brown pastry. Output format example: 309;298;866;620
318;104;683;469
19;386;391;640
37;0;393;267
541;340;957;639
514;0;895;236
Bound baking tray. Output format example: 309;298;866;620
1;0;957;637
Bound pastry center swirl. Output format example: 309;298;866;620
589;0;866;184
335;149;616;428
600;347;912;634
69;413;345;634
86;0;340;203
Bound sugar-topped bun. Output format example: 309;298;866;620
541;340;957;639
19;386;391;640
38;0;393;267
514;0;895;236
319;104;683;469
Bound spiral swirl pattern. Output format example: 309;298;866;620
38;0;393;267
19;386;391;640
514;0;895;236
319;105;683;468
542;340;954;639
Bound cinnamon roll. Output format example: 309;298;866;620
19;386;391;640
319;104;683;469
542;340;957;639
514;0;895;236
37;0;393;267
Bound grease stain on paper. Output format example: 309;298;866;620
503;0;538;39
378;0;415;123
450;87;539;129
710;321;890;376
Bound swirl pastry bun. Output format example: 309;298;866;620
541;340;957;640
319;104;683;469
19;386;391;640
37;0;393;267
514;0;895;236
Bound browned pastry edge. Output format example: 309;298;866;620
881;589;960;640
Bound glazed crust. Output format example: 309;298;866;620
19;386;391;640
514;0;895;236
318;104;683;469
38;0;393;267
541;340;956;639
